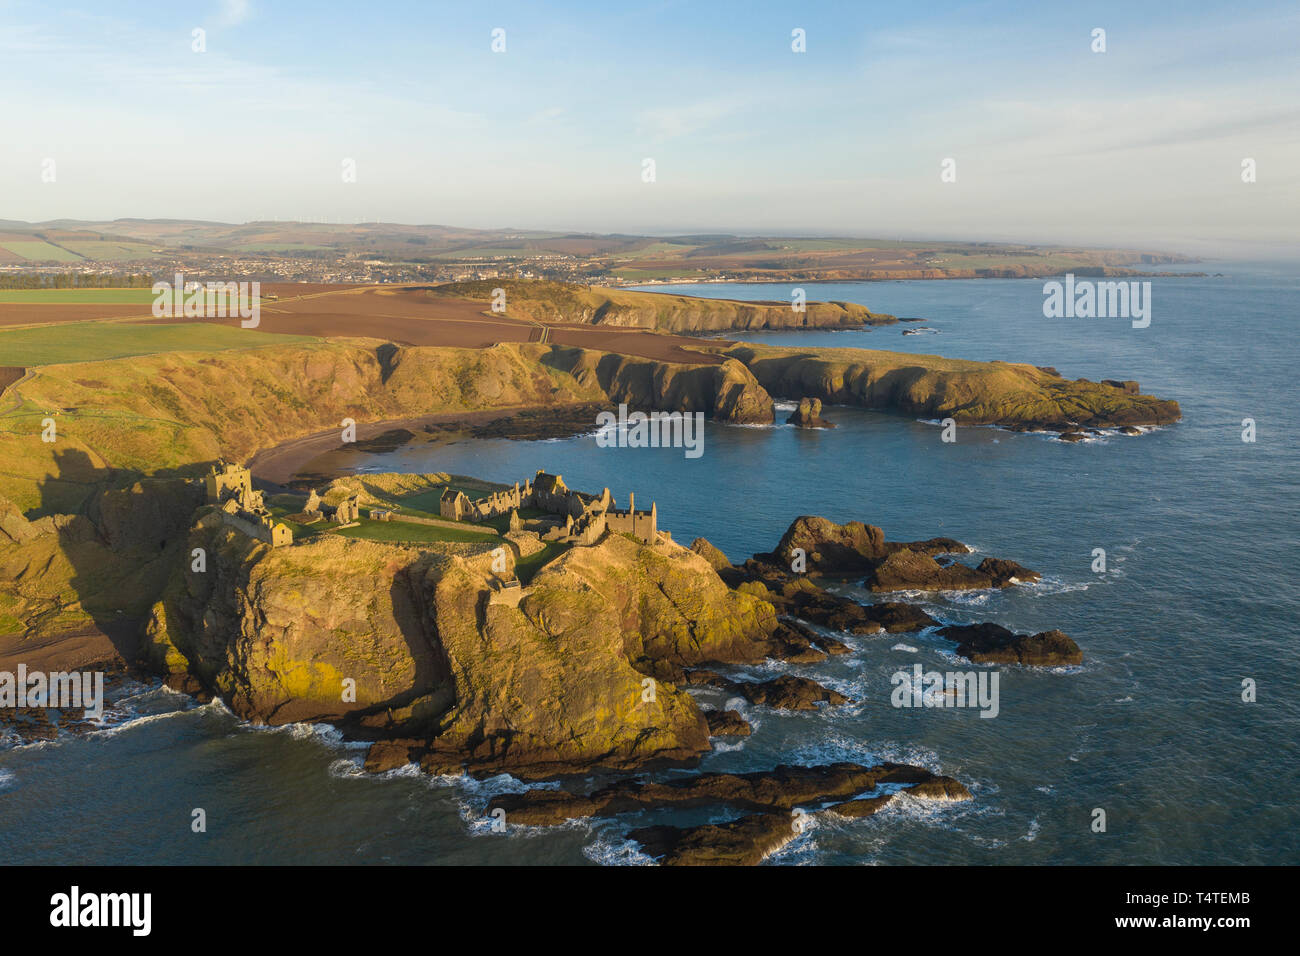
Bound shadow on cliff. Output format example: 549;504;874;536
333;562;455;737
35;448;204;669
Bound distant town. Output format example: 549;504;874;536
0;219;1194;289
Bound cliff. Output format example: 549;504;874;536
540;347;773;424
425;280;896;333
142;514;793;778
726;343;1181;430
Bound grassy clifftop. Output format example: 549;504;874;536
0;341;604;511
0;334;1180;515
426;279;895;332
726;343;1181;429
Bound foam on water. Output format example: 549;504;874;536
583;832;656;866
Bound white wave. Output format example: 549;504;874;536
891;643;919;653
328;756;366;778
710;739;749;753
584;833;656;866
0;767;15;791
1020;576;1090;598
86;708;192;739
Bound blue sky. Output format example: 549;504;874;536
2;0;1297;249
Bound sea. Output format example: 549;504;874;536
3;262;1297;865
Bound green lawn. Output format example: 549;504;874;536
0;288;158;304
333;517;498;544
394;482;495;518
0;322;321;365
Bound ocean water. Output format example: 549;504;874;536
3;263;1297;865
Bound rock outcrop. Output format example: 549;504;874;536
489;761;967;826
540;348;774;425
937;623;1083;666
689;537;732;571
142;512;831;779
686;669;849;711
704;709;752;737
786;397;835;428
766;515;968;574
728;560;939;635
865;552;1041;592
727;343;1181;431
428;280;896;333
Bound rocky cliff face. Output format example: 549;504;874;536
727;344;1181;430
143;516;789;778
427;280;896;333
146;518;461;728
541;348;774;424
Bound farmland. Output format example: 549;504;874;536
0;321;320;365
0;288;158;304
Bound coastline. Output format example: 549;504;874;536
246;404;595;485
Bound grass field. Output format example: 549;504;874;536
235;242;335;252
333;517;497;544
0;241;83;263
394;483;498;518
0;289;158;304
58;241;158;261
0;321;320;365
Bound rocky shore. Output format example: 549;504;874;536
2;446;1090;858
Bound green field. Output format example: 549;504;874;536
0;241;83;263
431;246;539;260
0;288;158;304
59;241;158;261
235;242;335;252
333;517;497;544
394;483;496;518
0;322;320;366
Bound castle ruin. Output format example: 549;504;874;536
205;461;292;547
439;470;658;546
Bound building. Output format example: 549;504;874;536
205;461;253;504
205;460;293;547
433;470;660;546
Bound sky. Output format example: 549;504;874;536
2;0;1298;251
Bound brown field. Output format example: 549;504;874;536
259;282;369;297
136;286;725;365
0;366;24;391
0;304;155;327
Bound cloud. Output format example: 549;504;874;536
636;98;748;142
215;0;252;28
